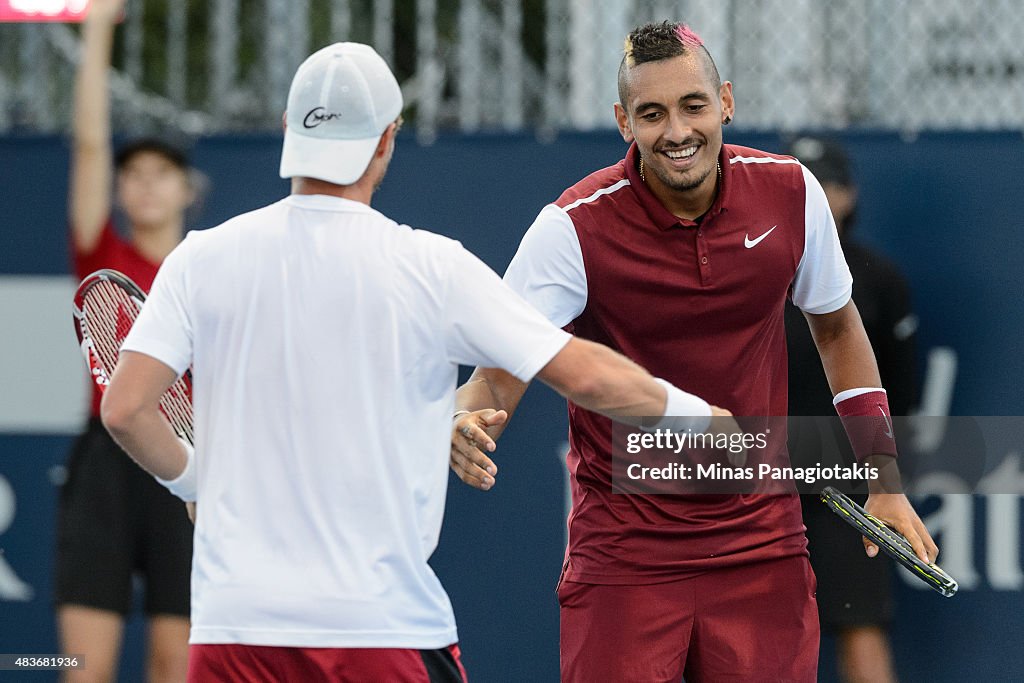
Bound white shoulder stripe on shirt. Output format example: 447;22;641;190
729;156;801;165
562;178;631;212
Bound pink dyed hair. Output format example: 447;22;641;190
675;23;704;49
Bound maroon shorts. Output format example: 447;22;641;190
558;555;819;682
188;643;467;683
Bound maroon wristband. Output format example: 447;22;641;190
835;390;899;461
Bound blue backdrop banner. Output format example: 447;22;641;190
1;131;1021;681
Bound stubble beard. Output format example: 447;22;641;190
653;160;715;193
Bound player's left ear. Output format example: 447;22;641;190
719;81;735;126
614;102;635;143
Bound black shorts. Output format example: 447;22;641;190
55;419;193;617
802;493;893;632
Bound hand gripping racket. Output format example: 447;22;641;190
73;269;194;445
820;486;957;597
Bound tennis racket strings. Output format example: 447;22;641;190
74;270;194;445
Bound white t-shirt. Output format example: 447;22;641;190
121;194;570;648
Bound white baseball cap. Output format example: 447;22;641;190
280;43;403;186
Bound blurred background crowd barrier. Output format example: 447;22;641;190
1;0;1022;141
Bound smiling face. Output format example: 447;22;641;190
615;52;734;215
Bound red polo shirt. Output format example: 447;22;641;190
505;143;852;584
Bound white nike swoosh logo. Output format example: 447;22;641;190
880;406;894;439
744;225;777;249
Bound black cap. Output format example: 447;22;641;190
785;136;852;186
114;138;190;171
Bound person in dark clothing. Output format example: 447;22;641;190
786;136;919;683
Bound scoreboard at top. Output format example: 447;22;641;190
0;0;92;22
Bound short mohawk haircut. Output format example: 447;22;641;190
618;21;721;105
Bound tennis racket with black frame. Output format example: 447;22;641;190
73;268;194;445
820;486;957;597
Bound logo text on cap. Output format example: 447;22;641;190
303;107;343;129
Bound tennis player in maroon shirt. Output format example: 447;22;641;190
450;21;937;683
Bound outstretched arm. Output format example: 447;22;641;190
446;239;727;491
806;300;938;564
69;0;125;252
451;339;732;490
536;338;672;417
